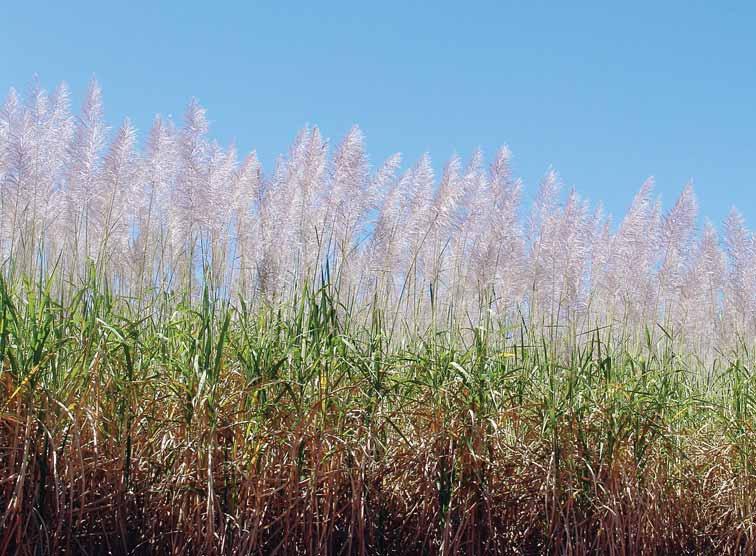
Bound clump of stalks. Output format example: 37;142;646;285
1;268;755;555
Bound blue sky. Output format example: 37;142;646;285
2;1;754;225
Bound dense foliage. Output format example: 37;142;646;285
1;79;755;554
1;279;756;554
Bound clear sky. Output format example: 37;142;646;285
2;1;754;225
